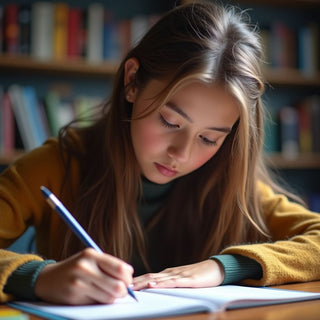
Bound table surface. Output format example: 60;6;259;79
2;281;320;320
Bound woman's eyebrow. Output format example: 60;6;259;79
167;101;193;122
166;102;232;133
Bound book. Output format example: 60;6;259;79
9;285;320;320
263;108;279;153
53;2;68;60
31;2;54;60
270;21;296;68
18;4;31;55
67;8;82;58
298;23;319;77
0;7;3;53
309;95;320;153
87;3;104;63
103;10;119;60
4;4;19;54
297;99;312;153
21;86;49;147
8;85;35;151
279;106;299;159
44;90;74;137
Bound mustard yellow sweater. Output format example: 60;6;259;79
1;139;320;302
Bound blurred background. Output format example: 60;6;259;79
0;0;319;215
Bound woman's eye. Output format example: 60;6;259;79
199;135;217;146
159;113;179;129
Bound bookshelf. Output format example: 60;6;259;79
263;68;320;87
1;55;320;86
0;53;119;78
0;0;320;209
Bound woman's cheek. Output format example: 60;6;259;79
191;149;217;171
137;122;164;151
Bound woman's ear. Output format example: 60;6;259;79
124;58;140;103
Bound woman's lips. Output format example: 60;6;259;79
155;163;178;177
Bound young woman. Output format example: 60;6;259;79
1;1;320;305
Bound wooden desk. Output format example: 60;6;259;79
2;281;320;320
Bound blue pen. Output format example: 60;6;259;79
40;186;137;302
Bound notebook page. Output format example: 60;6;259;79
11;290;216;320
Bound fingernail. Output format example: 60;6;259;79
148;281;157;287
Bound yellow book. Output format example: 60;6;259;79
53;2;68;59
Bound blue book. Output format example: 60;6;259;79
22;86;49;147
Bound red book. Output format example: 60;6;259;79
4;4;19;54
67;8;81;58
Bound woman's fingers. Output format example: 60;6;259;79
34;248;134;305
132;259;224;290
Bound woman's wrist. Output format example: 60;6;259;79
4;260;56;300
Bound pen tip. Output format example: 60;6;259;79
128;288;138;302
40;186;50;197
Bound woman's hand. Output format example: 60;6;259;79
34;248;134;305
132;259;224;290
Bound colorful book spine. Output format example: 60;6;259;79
18;4;31;55
297;100;312;153
67;7;82;58
279;106;299;159
87;3;104;63
310;96;320;153
22;86;49;147
0;7;4;53
270;21;296;68
4;4;19;54
8;85;35;151
31;2;54;60
103;10;118;60
53;2;68;60
298;23;319;76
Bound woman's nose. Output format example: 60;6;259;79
167;131;193;163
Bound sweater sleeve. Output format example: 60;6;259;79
4;260;55;300
220;182;320;287
0;250;44;302
210;254;262;285
0;139;72;302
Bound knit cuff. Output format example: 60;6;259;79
210;254;263;285
4;260;56;301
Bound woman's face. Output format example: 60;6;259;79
125;60;240;184
129;79;240;185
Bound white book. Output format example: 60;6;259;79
87;3;104;63
31;2;54;60
10;285;320;320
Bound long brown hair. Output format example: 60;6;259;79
57;1;294;268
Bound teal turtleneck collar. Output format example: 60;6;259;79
138;177;174;226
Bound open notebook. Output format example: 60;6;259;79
9;285;320;320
